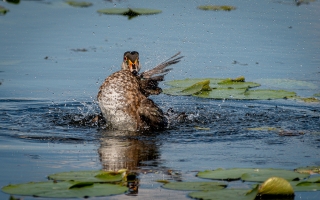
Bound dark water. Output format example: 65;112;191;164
1;0;320;199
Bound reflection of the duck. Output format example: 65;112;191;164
98;130;161;171
98;130;162;195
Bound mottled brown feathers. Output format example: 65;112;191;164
97;52;183;131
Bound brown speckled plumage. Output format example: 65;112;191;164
97;52;183;131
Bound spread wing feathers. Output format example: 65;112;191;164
140;52;183;79
138;99;168;130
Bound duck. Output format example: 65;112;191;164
97;51;183;131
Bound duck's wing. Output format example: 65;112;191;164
140;52;183;79
138;98;167;130
138;52;183;96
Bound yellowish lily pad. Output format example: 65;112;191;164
197;5;236;11
258;177;294;196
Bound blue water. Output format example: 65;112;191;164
0;0;320;199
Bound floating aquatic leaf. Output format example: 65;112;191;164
242;89;296;100
163;80;212;96
197;168;249;181
189;186;258;200
314;93;320;97
48;170;123;183
218;76;245;83
69;182;94;189
162;181;227;191
294;166;320;174
197;168;308;182
193;88;248;99
0;6;9;15
97;8;161;19
292;181;320;192
241;169;308;182
258;177;294;196
182;80;211;92
197;5;236;11
1;181;127;198
65;0;93;7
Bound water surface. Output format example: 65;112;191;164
0;0;319;199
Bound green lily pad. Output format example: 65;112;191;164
162;181;227;191
314;93;320;97
97;8;161;19
163;80;212;96
65;0;93;7
0;6;9;15
304;176;320;183
242;89;296;100
2;181;127;198
217;82;261;89
48;170;124;183
241;169;309;182
189;186;258;200
197;168;309;182
197;168;249;181
193;88;248;99
165;78;224;88
295;166;320;174
291;181;320;192
197;5;236;11
258;177;294;196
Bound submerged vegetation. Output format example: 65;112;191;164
197;5;236;11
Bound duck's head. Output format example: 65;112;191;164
121;51;140;75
